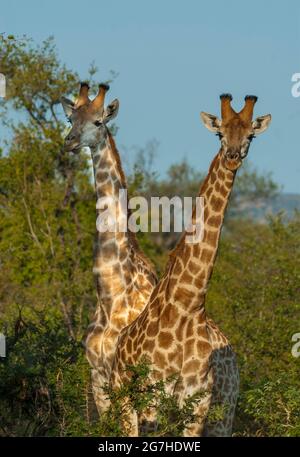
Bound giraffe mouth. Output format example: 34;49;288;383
64;143;81;153
72;146;82;154
222;149;242;170
224;157;242;171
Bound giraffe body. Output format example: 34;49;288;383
111;153;239;436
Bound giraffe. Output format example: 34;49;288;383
61;83;157;413
110;94;271;436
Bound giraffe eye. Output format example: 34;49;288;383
94;120;102;127
216;133;223;140
248;134;255;141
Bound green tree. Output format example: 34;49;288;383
207;215;300;436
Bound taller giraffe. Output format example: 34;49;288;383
61;83;157;413
111;94;271;436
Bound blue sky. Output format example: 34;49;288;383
2;0;300;192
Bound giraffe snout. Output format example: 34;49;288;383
226;149;240;161
64;133;80;152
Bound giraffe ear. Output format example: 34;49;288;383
61;96;75;119
252;114;272;135
200;112;221;133
102;99;119;124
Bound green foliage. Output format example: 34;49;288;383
207;214;300;436
0;35;98;436
243;371;300;436
0;313;95;436
99;360;222;437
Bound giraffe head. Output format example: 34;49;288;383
61;82;119;152
200;94;271;170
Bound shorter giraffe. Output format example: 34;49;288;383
61;83;157;414
111;94;271;436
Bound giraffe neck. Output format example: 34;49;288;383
91;131;127;213
90;130;133;326
164;150;236;316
